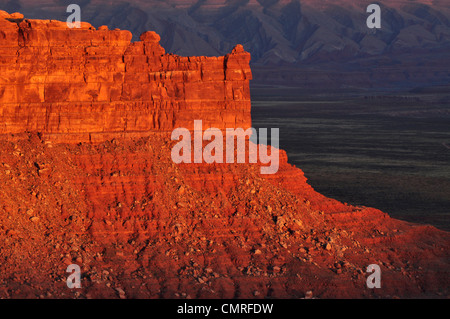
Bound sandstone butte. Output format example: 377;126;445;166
0;11;448;299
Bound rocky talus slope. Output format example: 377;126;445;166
0;11;448;298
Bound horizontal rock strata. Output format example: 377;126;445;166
0;12;251;143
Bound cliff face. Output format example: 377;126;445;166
0;11;448;299
5;0;450;90
0;12;251;143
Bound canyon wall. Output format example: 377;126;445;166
0;11;448;299
0;11;252;143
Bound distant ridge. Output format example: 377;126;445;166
3;0;449;89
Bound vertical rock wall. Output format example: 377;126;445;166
0;12;252;143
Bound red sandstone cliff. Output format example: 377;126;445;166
0;11;448;299
0;11;251;143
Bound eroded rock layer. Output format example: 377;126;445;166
0;12;251;143
0;11;448;299
0;134;448;299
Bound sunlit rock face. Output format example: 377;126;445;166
0;11;448;299
4;1;450;89
0;11;252;143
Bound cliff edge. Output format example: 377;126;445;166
0;10;251;143
0;11;448;299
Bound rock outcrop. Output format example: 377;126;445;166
0;11;448;299
0;11;251;143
